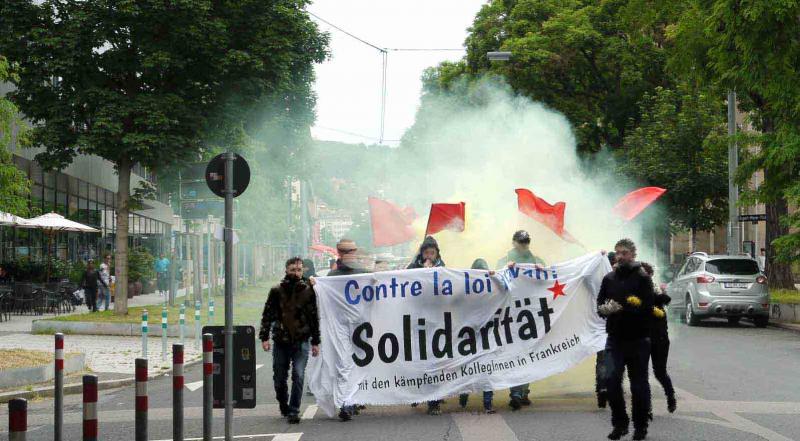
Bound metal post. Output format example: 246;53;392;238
54;333;64;441
142;309;148;359
207;218;213;299
224;152;235;440
82;375;98;441
135;358;148;441
195;300;201;349
161;306;168;361
208;297;215;325
727;90;740;254
173;344;184;441
179;303;186;347
9;398;27;441
202;333;213;441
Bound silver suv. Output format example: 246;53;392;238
665;252;770;327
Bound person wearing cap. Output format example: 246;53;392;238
326;238;368;421
497;230;545;410
407;236;447;415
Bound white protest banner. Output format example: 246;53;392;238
308;252;610;417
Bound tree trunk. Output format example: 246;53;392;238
764;189;795;289
114;159;132;315
690;227;697;253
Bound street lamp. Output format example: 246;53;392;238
487;51;512;62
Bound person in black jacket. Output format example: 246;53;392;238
597;239;655;440
260;257;320;424
640;262;677;415
81;260;106;313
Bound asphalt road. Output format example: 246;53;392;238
3;318;799;441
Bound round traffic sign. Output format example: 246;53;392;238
205;153;250;198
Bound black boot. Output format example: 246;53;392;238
509;396;522;411
633;427;647;440
607;427;629;440
667;393;677;413
279;402;289;417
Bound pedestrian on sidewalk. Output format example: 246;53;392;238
81;260;105;313
597;238;655;440
640;262;676;416
259;257;320;424
98;254;112;311
497;230;545;411
407;236;447;416
327;238;368;422
458;258;497;414
155;253;170;296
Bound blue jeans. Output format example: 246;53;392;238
272;341;310;416
98;286;110;311
510;383;530;399
605;336;651;430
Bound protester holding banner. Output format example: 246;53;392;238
641;262;677;416
596;250;617;409
497;230;544;410
259;257;321;424
407;235;447;415
328;238;368;422
597;239;655;440
457;258;498;414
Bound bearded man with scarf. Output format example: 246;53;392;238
260;257;321;424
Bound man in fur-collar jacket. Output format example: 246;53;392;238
260;257;320;424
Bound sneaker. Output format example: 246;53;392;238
279;403;289;417
633;428;647;440
667;394;677;413
607;427;629;440
338;408;352;422
287;414;300;424
597;391;608;409
509;396;522;411
484;407;496;414
519;396;532;406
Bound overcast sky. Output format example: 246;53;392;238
307;0;487;146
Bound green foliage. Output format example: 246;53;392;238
619;84;728;235
127;247;155;283
0;55;31;216
0;256;84;282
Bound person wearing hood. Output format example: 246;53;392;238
498;230;544;410
259;257;320;424
640;262;677;416
597;239;655;440
407;236;446;416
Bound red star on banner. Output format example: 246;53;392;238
548;280;567;300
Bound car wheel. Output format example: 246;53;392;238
753;316;769;328
686;295;700;326
727;316;740;325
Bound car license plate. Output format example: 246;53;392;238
724;282;749;289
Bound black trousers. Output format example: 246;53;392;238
650;335;674;397
85;288;98;311
595;349;608;394
605;336;651;430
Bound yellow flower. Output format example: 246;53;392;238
626;295;642;307
653;307;666;319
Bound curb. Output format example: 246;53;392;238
0;354;85;389
769;322;800;333
32;320;205;337
0;356;203;404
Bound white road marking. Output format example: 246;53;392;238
256;364;264;370
185;380;203;392
452;412;522;441
153;433;302;441
301;404;318;420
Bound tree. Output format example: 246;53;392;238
0;0;328;312
668;0;798;288
0;56;31;216
619;84;728;250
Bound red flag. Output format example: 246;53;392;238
425;202;466;235
515;189;566;236
368;197;417;246
309;244;338;257
613;187;667;221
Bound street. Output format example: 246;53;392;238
3;318;799;441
